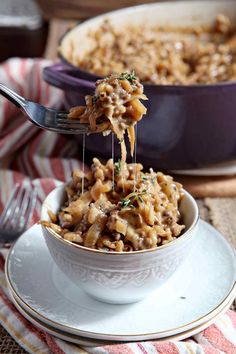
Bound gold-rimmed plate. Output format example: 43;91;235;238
8;287;235;346
5;221;236;341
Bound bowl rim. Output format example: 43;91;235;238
58;0;236;90
41;185;199;256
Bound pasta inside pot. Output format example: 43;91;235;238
63;14;236;85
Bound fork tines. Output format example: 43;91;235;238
56;118;91;131
0;183;37;237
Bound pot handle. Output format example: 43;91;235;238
43;63;95;94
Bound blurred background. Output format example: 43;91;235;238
0;0;186;62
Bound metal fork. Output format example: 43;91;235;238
0;184;37;245
0;83;92;134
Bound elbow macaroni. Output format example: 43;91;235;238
68;73;147;167
42;73;185;252
63;15;236;85
42;158;185;252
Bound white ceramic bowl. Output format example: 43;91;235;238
41;185;199;304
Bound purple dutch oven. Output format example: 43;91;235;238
43;1;236;170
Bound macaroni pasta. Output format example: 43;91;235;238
68;73;147;166
63;14;236;85
42;158;185;252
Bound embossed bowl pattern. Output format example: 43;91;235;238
41;185;199;304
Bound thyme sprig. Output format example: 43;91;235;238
118;71;137;83
116;160;122;175
120;189;147;209
120;198;132;208
92;95;99;106
151;176;156;185
141;174;156;185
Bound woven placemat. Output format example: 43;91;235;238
0;326;27;354
205;198;236;249
1;198;236;353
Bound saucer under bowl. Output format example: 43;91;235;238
5;221;236;341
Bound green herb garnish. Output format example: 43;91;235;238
120;198;131;208
116;159;122;175
151;176;156;185
92;95;99;105
120;190;147;209
118;71;137;83
137;195;144;203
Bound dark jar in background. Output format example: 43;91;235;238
0;0;48;62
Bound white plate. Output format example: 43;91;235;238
8;291;112;347
9;289;235;346
5;221;236;341
170;160;236;176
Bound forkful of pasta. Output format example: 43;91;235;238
68;72;148;166
0;72;147;164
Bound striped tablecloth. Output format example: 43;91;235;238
0;58;235;354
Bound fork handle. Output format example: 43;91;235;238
0;83;26;108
